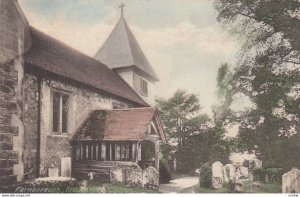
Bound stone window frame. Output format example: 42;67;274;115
50;87;72;135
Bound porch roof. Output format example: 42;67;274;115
72;107;163;141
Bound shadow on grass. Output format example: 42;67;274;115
179;183;281;193
103;183;159;193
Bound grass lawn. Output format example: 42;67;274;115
179;183;281;193
171;171;194;180
103;183;158;193
82;180;158;193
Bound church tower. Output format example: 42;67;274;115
94;3;159;105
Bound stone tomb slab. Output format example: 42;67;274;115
61;157;72;177
48;167;59;177
212;161;224;189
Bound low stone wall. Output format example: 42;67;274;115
110;164;158;189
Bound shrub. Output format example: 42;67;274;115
252;167;284;183
199;163;212;188
159;158;171;184
14;178;80;193
265;168;284;183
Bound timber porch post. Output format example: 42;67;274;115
101;143;106;161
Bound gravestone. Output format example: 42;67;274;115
282;168;300;193
224;164;236;181
80;180;88;192
223;167;229;183
143;166;159;189
236;166;249;180
110;165;123;183
88;172;95;180
253;158;262;168
48;167;58;177
212;161;224;189
61;157;72;177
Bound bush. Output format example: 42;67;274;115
199;163;212;188
252;167;284;183
14;178;80;193
159;159;171;183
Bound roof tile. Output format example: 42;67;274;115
24;27;148;106
94;18;159;81
72;107;157;141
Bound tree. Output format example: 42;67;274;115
156;90;204;147
213;1;300;168
157;90;231;172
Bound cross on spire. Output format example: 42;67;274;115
119;2;126;18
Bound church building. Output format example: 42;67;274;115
0;0;166;190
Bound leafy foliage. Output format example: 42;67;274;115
199;163;212;188
213;0;300;169
157;90;231;172
156;90;203;147
159;158;172;184
252;167;284;183
16;179;80;193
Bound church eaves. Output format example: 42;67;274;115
94;17;159;81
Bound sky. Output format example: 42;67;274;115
19;0;239;115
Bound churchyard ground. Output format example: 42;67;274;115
179;183;281;193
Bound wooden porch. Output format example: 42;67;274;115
71;141;139;180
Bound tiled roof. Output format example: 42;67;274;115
94;17;159;81
24;27;148;107
72;107;160;141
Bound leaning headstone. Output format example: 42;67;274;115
236;166;249;180
224;164;236;182
80;180;88;193
212;161;224;189
61;157;72;177
282;168;300;193
253;158;262;168
143;166;159;189
110;165;124;184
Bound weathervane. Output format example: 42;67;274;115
119;2;126;18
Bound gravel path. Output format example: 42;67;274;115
159;176;199;193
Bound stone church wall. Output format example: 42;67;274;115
23;73;39;179
0;60;20;190
37;76;134;176
0;0;30;191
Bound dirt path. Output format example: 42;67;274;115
159;176;199;193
